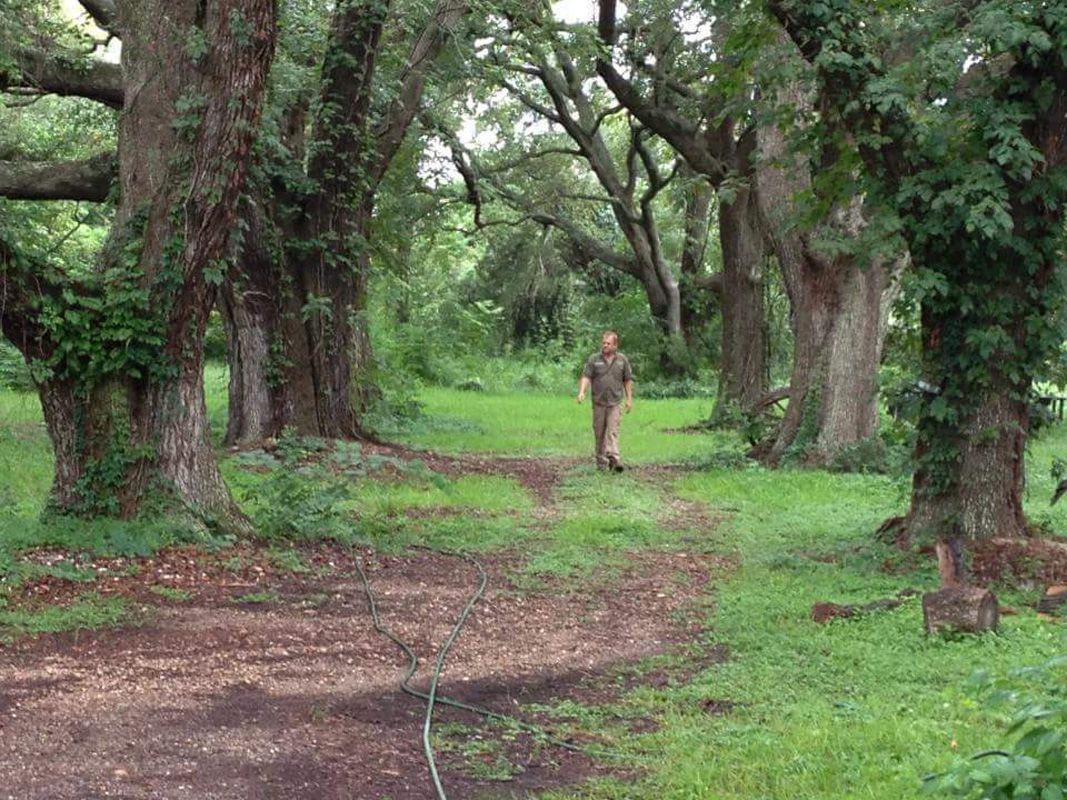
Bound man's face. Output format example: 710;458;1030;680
601;334;618;356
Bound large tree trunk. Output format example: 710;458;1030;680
293;200;378;439
36;378;83;511
220;204;373;444
879;243;1038;565
764;252;891;466
3;0;275;529
900;362;1028;542
220;0;470;443
754;84;898;466
713;178;768;419
219;200;318;445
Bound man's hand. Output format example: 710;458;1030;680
577;390;586;403
625;398;633;413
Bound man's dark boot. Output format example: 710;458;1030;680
608;456;624;473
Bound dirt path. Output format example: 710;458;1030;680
0;458;725;800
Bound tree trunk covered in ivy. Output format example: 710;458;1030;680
219;198;319;445
891;260;1037;549
221;0;467;443
770;0;1067;581
1;0;276;527
290;0;390;439
754;93;899;467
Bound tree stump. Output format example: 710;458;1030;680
922;587;999;634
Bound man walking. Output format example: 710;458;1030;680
577;331;634;472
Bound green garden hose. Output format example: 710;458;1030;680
350;545;642;800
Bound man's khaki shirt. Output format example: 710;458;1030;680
582;352;633;406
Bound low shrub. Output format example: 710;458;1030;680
928;655;1067;800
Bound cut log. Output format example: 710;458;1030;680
922;587;999;635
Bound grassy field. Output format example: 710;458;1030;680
393;385;736;462
4;372;1067;797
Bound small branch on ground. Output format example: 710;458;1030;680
810;588;920;623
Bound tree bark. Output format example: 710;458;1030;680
218;199;320;445
753;72;899;466
713;169;768;418
0;48;123;109
758;201;897;465
901;375;1029;542
0;154;116;202
77;0;120;36
221;0;468;441
922;587;999;635
2;0;276;529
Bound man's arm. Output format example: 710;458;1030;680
577;375;591;403
622;356;634;412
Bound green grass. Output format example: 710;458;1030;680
0;387;55;519
0;593;128;642
149;585;193;601
266;547;311;574
530;460;1067;800
394;387;738;463
232;590;280;604
519;470;691;582
400;411;1067;800
399;513;539;553
349;473;534;516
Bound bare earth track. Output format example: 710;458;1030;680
0;458;725;800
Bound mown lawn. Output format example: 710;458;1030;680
4;376;1067;798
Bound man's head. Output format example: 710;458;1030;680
601;331;619;356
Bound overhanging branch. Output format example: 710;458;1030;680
77;0;120;37
438;125;639;277
370;0;469;186
1;48;123;108
0;153;116;202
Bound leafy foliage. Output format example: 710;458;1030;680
0;340;32;391
929;656;1067;800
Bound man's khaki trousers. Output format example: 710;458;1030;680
592;403;622;467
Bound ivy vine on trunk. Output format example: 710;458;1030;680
769;0;1067;582
0;0;277;530
219;0;469;444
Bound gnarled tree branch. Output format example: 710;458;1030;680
370;0;469;186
